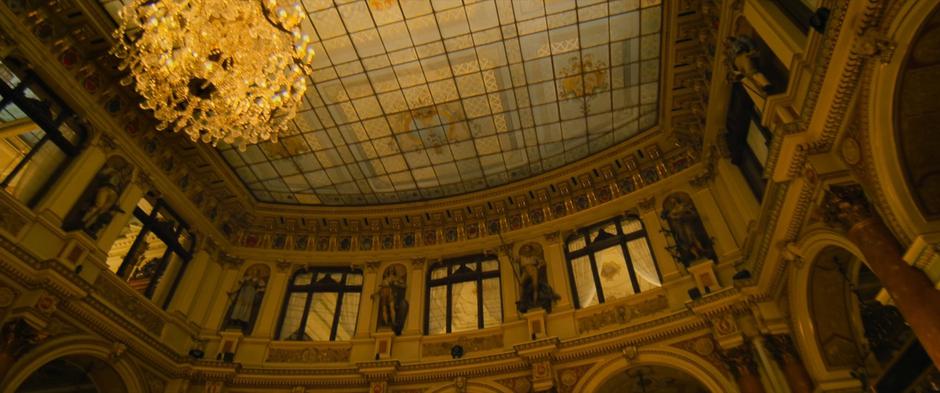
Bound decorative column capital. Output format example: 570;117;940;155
275;260;293;273
410;257;426;270
818;184;876;232
543;231;561;244
721;343;759;378
764;334;799;363
218;253;244;270
364;261;381;273
638;196;656;213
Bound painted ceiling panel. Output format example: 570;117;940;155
98;0;663;205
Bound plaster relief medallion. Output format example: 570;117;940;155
713;314;737;336
840;137;861;165
560;369;579;387
0;287;14;307
692;336;715;356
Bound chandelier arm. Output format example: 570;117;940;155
258;0;294;35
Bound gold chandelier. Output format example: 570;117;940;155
112;0;315;149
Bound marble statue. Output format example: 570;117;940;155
661;193;716;267
510;242;560;313
375;263;408;335
724;35;773;94
223;264;269;334
62;156;132;238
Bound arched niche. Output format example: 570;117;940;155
1;335;143;393
788;231;867;385
576;348;734;393
894;3;940;220
865;0;940;240
595;365;710;393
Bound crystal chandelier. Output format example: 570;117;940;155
112;0;315;149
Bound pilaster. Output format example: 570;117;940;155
252;260;292;338
542;232;571;311
356;261;380;339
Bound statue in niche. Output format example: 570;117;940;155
508;242;560;313
222;264;269;334
724;35;773;94
375;264;408;335
661;193;716;267
62;155;133;238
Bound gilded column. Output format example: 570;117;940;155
403;258;426;335
766;334;814;393
820;185;940;366
251;260;292;338
166;248;210;315
33;135;108;224
355;261;380;339
497;244;520;322
542;232;572;310
201;255;243;330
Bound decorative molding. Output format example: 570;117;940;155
93;275;165;335
576;295;669;334
266;344;352;363
422;334;504;357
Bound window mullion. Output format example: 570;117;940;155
476;264;484;329
299;289;314;341
330;281;345;340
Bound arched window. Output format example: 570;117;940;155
425;255;502;335
0;60;87;206
565;215;661;308
277;268;362;341
107;195;195;309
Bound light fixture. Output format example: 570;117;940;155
112;0;315;149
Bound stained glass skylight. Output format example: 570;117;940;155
100;0;663;205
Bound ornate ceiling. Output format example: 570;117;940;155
100;0;663;205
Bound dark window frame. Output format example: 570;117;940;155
769;0;814;34
564;215;661;309
424;254;502;335
275;267;363;341
115;198;195;309
0;64;87;207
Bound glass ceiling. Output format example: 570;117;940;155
99;0;662;205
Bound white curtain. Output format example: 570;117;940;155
627;238;661;291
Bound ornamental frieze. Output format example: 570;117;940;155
576;295;669;334
422;334;504;357
93;275;164;336
555;363;596;393
265;344;352;363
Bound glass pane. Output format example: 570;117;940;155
481;277;501;328
590;223;618;242
594;246;635;301
105;214;144;273
570;255;599;307
451;281;478;332
280;292;308;340
427;285;447;335
334;292;360;340
2;135;66;204
305;292;338;341
126;231;169;294
567;235;586;252
481;259;499;272
136;198;154;215
316;272;341;284
345;273;363;285
627;238;662;291
621;218;644;234
430;266;448;280
293;272;313;285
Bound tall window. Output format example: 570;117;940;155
277;268;362;341
425;255;502;335
565;216;661;308
107;196;195;309
0;60;86;206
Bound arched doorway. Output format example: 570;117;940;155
595;365;709;393
13;355;127;393
803;245;938;391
